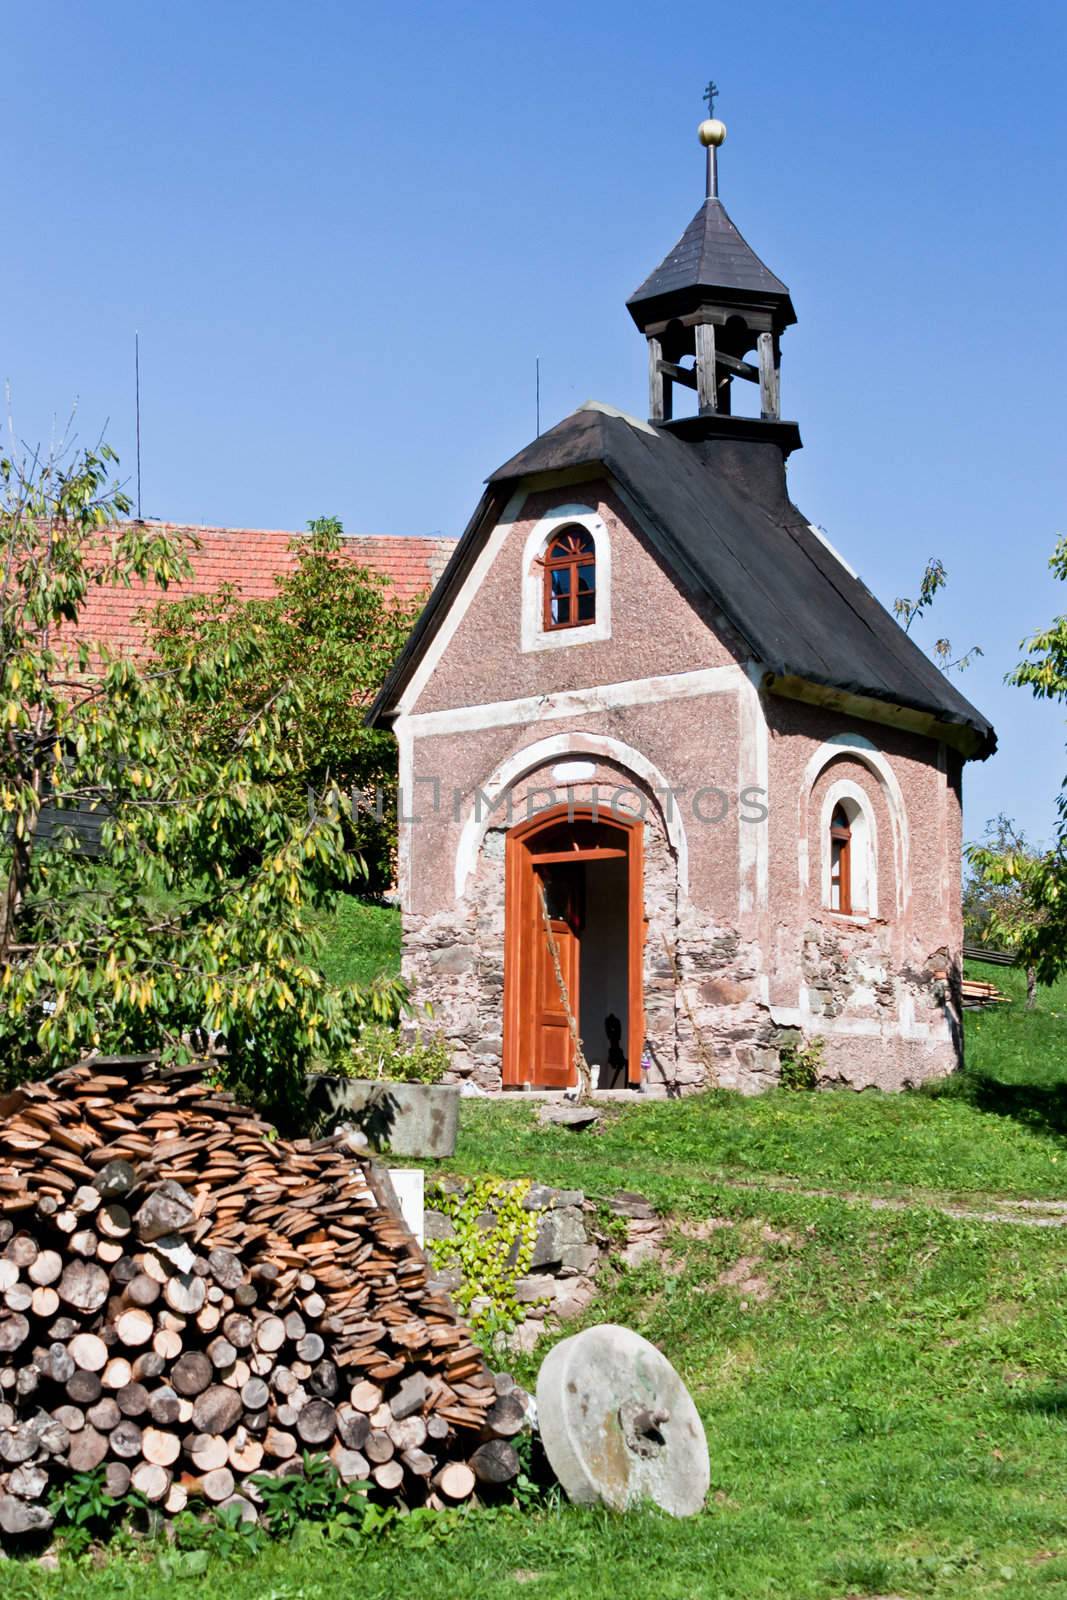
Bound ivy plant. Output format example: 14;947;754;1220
426;1177;542;1334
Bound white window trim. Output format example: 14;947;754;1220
521;504;611;653
819;778;879;918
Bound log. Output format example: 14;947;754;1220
372;1459;404;1492
98;1203;132;1240
330;1444;369;1482
485;1393;527;1438
126;1273;161;1309
134;1182;195;1242
192;1384;243;1435
164;1272;206;1316
66;1369;102;1405
109;1419;143;1459
207;1336;237;1371
53;1402;86;1433
0;1313;29;1355
189;1433;229;1472
116;1381;150;1418
68;1332;108;1373
350;1379;382;1413
153;1327;183;1362
164;1482;188;1515
131;1350;165;1383
221;1313;254;1350
87;1396;122;1431
295;1398;336;1447
68;1424;108;1472
401;1447;435;1478
436;1461;476;1501
335;1406;370;1450
142;1426;181;1467
364;1429;394;1464
263;1426;296;1459
102;1357;133;1391
8;1461;49;1499
254;1315;285;1353
31;1285;59;1319
228;1436;263;1474
171;1350;212;1397
0;1494;53;1537
240;1376;269;1412
131;1461;171;1502
28;1250;63;1286
199;1466;235;1503
388;1414;427;1452
104;1461;131;1498
116;1310;154;1350
470;1439;520;1484
207;1248;243;1290
58;1259;109;1313
147;1386;181;1426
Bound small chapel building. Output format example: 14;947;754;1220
368;117;995;1096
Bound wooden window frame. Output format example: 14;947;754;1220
829;804;852;915
542;527;596;632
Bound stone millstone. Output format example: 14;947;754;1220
535;1324;708;1517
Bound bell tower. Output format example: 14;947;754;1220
626;93;797;442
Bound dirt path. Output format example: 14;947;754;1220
713;1173;1067;1227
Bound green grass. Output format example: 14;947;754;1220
314;895;401;989
17;943;1065;1598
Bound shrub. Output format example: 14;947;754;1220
343;1018;451;1084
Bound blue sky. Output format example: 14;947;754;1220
5;1;1066;845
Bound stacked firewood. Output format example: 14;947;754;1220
0;1057;526;1540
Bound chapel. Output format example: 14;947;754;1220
368;114;995;1095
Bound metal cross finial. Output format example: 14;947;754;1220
703;80;718;119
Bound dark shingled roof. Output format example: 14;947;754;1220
368;406;994;759
627;197;796;326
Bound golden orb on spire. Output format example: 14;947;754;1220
698;118;727;148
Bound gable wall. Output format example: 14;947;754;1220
408;482;744;717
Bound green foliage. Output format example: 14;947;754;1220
249;1452;368;1541
148;515;418;892
893;554;981;672
426;1176;540;1334
963;815;1045;972
343;1016;451;1083
0;437;404;1115
777;1034;823;1091
315;895;401;988
964;538;1067;984
48;1468;145;1554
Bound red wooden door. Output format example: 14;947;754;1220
533;901;579;1088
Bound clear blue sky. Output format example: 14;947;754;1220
6;1;1066;846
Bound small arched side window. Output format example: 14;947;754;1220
829;803;852;914
543;528;596;631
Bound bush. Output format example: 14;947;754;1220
344;1019;451;1084
779;1036;824;1091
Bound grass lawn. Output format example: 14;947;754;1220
313;895;401;989
13;946;1066;1599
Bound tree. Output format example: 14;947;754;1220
963;815;1043;1008
894;556;982;673
0;433;401;1117
147;516;417;890
965;536;1067;988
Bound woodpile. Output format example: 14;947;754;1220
961;976;1011;1010
0;1056;525;1541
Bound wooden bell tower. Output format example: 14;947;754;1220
626;98;797;430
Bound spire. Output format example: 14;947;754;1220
626;92;797;439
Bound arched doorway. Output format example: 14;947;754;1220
502;804;644;1089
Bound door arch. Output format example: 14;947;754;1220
502;803;644;1089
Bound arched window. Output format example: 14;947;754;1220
543;528;596;631
829;804;852;913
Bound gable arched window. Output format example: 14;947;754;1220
829;803;852;913
543;528;596;631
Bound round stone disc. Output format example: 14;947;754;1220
535;1324;709;1516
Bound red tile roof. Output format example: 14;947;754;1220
71;522;456;657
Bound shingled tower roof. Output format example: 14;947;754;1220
626;195;796;329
